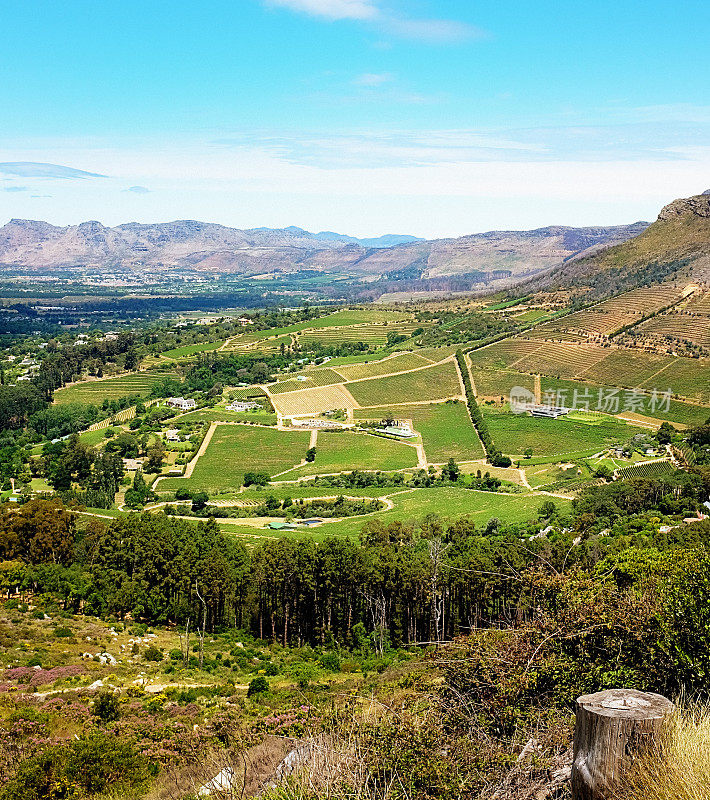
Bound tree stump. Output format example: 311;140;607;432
571;688;674;800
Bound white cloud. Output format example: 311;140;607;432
352;72;394;86
266;0;378;21
0;161;106;179
263;0;480;42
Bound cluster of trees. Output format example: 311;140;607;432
40;435;124;507
3;466;708;651
455;351;511;467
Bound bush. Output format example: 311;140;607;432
247;676;270;697
92;689;121;723
144;645;163;662
53;626;72;638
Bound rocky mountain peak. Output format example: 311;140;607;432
657;193;710;220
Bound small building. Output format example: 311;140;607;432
165;429;181;442
237;317;253;327
226;401;261;412
296;375;309;382
529;405;570;419
376;424;415;438
167;397;196;411
123;458;144;471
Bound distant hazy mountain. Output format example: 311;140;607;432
0;217;648;283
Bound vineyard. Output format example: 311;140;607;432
616;460;675;479
267;368;345;394
346;360;462;407
268;384;360;416
334;352;431;381
634;311;710;350
53;370;179;405
297;321;424;348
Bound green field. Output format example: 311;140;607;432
282;431;418;478
53;371;178;405
159;425;311;494
472;368;536;399
172;408;278;425
319;487;572;538
347;360;462;407
539;377;710;427
355;401;485;462
335;352;432;381
268;368;345;394
161;341;224;359
482;406;636;458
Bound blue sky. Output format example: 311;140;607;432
1;0;710;236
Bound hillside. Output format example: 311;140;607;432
535;192;710;298
0;217;647;282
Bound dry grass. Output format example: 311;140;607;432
615;706;710;800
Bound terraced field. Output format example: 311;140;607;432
534;286;685;339
467;339;547;370
347;360;462;407
334;352;431;381
159;425;311;493
283;431;418;478
634;312;710;349
355;400;485;462
53;371;178;405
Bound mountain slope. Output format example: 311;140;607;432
0;218;648;282
536;192;710;297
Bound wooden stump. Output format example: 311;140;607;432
571;688;674;800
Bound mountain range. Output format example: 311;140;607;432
0;217;649;284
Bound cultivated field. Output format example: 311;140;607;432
268;368;345;394
347;360;462;407
53;371;178;405
334;352;431;381
159;425;311;493
268;384;360;416
283;431;418;478
482;406;635;458
355;400;485;462
297;321;424;348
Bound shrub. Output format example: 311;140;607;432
144;645;163;662
92;689;121;723
247;676;270;697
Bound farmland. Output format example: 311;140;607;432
53;370;178;405
158;424;311;494
268;384;359;416
481;405;636;458
355;400;485;462
267;368;345;394
283;431;419;478
347;360;462;407
334;352;431;381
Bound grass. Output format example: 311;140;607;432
347;361;462;407
159;425;311;494
282;431;418;478
612;706;710;800
321;487;571;538
482;405;636;457
174;408;278;425
161;340;224;358
53;371;177;405
355;401;485;463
